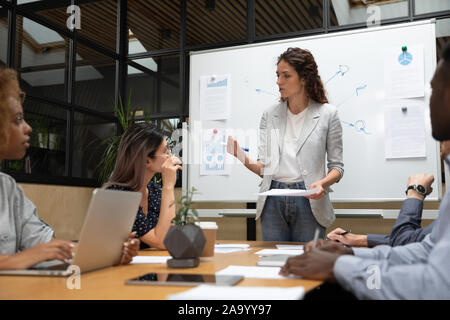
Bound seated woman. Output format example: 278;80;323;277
105;122;182;250
0;68;139;270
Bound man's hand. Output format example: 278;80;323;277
326;228;368;247
305;238;355;253
406;174;434;200
440;141;450;160
279;249;341;281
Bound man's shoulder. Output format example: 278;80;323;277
0;172;18;191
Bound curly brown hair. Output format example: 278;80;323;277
0;68;24;154
277;47;328;104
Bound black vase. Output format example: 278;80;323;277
163;224;206;268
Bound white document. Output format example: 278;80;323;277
167;285;305;300
276;245;304;250
200;128;231;175
255;249;303;256
214;244;250;254
130;256;171;264
216;265;300;280
215;244;250;249
257;188;319;197
200;74;231;120
215;248;248;254
384;102;426;159
384;45;425;99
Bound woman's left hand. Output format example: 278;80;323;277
306;181;325;200
119;232;140;265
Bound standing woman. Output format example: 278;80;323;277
105;122;182;250
228;47;344;242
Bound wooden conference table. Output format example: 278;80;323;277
0;241;323;300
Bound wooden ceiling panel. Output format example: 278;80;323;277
10;0;335;58
256;0;324;37
186;0;246;46
37;0;117;51
128;0;180;51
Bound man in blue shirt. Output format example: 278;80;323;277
280;42;450;299
327;141;449;248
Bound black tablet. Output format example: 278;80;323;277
125;272;243;287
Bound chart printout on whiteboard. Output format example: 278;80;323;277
384;45;425;99
199;74;231;120
384;102;426;159
200;128;231;176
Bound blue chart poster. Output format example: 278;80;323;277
200;128;231;176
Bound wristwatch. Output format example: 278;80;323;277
405;184;427;196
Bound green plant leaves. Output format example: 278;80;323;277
171;187;199;226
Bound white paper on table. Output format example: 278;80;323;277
255;249;303;256
216;265;300;280
257;188;319;197
200;128;231;176
130;256;171;264
215;248;248;254
215;244;250;249
199;74;231;120
384;45;425;99
214;244;250;254
276;245;304;250
167;285;305;300
384;102;426;159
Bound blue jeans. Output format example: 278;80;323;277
261;180;325;242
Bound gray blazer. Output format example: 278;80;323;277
256;100;344;227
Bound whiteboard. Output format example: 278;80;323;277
185;20;441;203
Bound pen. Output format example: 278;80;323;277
312;228;320;248
339;230;351;236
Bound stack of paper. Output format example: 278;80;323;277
257;188;319;197
216;265;300;280
214;244;250;254
130;256;171;264
167;285;305;300
276;245;304;250
255;249;303;256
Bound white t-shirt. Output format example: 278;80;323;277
273;107;307;183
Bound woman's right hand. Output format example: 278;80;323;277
227;136;246;162
161;156;182;188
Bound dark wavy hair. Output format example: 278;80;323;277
105;122;165;191
277;47;328;104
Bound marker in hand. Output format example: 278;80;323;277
222;142;248;152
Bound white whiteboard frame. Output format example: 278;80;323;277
184;19;442;203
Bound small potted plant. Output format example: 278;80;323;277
163;187;206;268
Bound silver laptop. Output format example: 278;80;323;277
0;188;141;276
